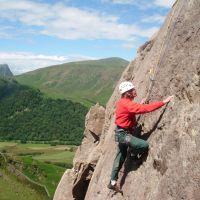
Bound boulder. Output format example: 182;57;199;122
53;104;105;200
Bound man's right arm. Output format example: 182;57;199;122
127;101;165;114
127;96;173;114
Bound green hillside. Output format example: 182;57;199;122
16;57;128;107
0;77;87;144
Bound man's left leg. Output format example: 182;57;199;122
126;134;149;156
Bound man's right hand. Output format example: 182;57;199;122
163;96;174;104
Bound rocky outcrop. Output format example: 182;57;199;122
55;0;200;199
0;64;13;77
53;104;105;200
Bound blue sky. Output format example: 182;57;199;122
0;0;175;74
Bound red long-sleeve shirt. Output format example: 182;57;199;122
115;97;165;129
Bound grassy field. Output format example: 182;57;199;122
0;142;77;199
0;169;48;200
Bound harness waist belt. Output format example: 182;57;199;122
116;126;134;132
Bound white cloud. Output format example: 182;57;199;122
0;52;96;75
141;14;166;24
103;0;175;9
154;0;176;8
111;0;135;4
0;0;158;41
121;43;136;49
0;26;15;39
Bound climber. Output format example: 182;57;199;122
108;81;173;192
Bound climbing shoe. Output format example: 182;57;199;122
107;182;123;194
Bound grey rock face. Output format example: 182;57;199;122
0;64;13;77
55;0;200;199
85;0;200;199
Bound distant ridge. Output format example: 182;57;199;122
16;57;129;107
0;64;13;77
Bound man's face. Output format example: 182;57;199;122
127;88;137;99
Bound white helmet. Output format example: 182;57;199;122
119;81;135;94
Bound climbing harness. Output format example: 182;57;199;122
115;128;132;145
115;125;143;145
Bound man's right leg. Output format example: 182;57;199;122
108;143;127;192
110;143;127;181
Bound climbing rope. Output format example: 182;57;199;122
143;0;183;104
143;0;186;103
137;0;184;124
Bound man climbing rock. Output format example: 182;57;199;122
108;81;173;192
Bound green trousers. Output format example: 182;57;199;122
110;128;149;181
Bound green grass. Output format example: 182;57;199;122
18;143;51;148
34;151;75;163
0;142;76;199
20;156;66;197
0;142;16;148
0;169;48;200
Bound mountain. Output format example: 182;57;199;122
0;64;13;77
15;57;129;107
0;77;87;144
54;0;200;199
